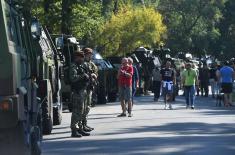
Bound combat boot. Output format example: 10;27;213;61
77;128;90;136
71;130;82;138
83;124;92;132
82;120;94;131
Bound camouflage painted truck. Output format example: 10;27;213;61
0;0;62;154
0;0;42;154
32;23;63;134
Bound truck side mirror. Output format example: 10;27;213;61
55;37;64;49
31;18;41;40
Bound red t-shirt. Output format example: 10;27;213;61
118;65;133;87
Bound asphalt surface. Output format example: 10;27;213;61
42;93;235;155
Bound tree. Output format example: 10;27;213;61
71;1;104;45
218;0;235;59
157;0;225;56
97;4;166;56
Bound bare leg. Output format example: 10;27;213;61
121;100;126;114
128;100;132;114
228;93;233;106
224;94;229;106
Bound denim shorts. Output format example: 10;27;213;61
119;86;132;101
162;81;174;96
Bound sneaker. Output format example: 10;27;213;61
191;106;195;109
164;105;167;110
117;113;126;117
128;113;133;117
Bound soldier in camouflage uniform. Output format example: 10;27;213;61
83;48;98;132
70;50;90;137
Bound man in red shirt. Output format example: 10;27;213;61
117;58;133;117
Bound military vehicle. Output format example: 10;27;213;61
0;0;42;154
92;52;118;105
133;47;162;93
32;23;63;133
0;0;62;154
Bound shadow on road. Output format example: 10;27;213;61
43;122;235;155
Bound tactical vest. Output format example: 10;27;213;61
71;63;88;93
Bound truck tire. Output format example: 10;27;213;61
98;90;107;104
42;92;53;135
53;106;62;125
31;126;42;155
68;102;73;112
108;92;117;102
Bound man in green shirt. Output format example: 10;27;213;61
182;63;198;109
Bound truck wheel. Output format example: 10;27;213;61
68;102;73;112
108;92;117;102
53;106;62;125
42;92;53;135
98;92;107;104
42;117;53;135
31;126;42;155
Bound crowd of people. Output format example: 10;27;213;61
116;57;235;116
69;49;235;137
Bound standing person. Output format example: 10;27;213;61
152;66;161;101
182;63;198;109
70;50;90;137
143;65;151;95
196;63;202;96
215;64;222;95
160;61;175;110
117;58;133;117
83;48;98;132
136;63;143;95
199;63;210;97
218;61;235;107
180;64;186;96
209;63;217;98
128;57;139;106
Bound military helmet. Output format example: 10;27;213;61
84;48;93;54
74;50;84;57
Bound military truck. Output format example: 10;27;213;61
92;52;118;105
32;23;63;133
0;0;41;154
0;0;63;154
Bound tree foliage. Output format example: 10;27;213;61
21;0;234;58
71;1;104;45
97;4;166;56
218;0;235;58
157;0;225;56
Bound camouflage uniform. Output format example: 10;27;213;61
70;63;89;131
84;61;98;112
82;60;98;129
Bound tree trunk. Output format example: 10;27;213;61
61;0;71;34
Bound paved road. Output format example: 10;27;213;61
42;94;235;155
